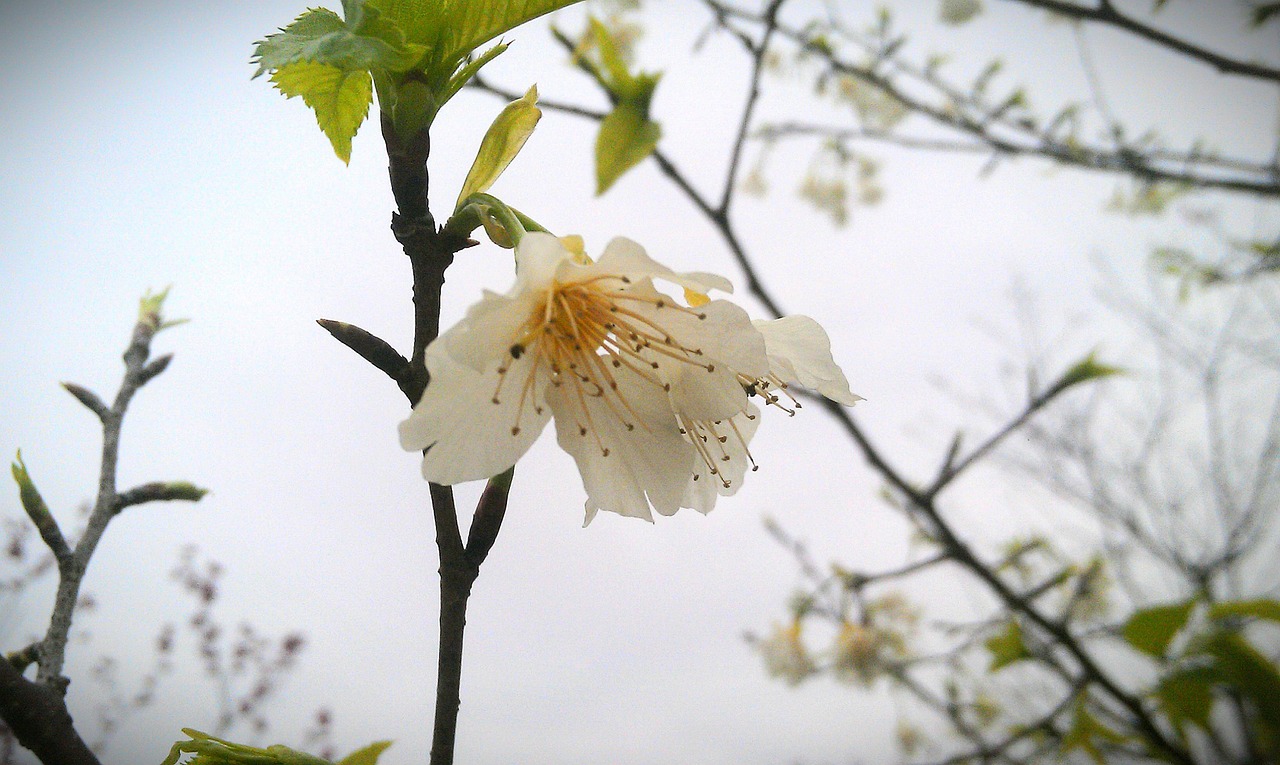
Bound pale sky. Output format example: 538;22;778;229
1;1;1277;764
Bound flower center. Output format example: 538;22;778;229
490;276;717;457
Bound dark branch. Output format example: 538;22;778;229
1002;0;1280;83
316;319;414;398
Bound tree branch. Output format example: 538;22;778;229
1002;0;1280;83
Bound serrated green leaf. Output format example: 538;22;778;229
1049;352;1123;395
1155;666;1216;736
335;741;393;765
1123;599;1196;658
456;85;541;209
1209;598;1280;623
251;5;424;79
442;0;584;67
985;620;1031;671
272;62;373;164
595;100;661;195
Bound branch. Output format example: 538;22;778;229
707;0;1280;197
112;482;209;515
1002;0;1280;83
0;659;100;765
316;319;415;399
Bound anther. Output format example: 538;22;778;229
706;364;715;372
663;383;671;392
509;344;525;359
579;426;588;436
491;397;501;405
511;426;521;436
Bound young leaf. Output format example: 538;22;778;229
441;0;586;67
595;100;661;194
1062;697;1129;764
272;62;374;164
1047;352;1123;396
456;85;542;209
1155;666;1216;737
251;5;424;79
1208;598;1280;624
1122;598;1195;658
985;619;1031;670
336;741;394;765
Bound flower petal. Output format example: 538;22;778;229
399;344;551;484
548;363;694;524
514;231;573;293
682;403;761;513
754;316;862;406
593;237;734;295
442;290;540;372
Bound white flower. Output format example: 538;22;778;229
399;232;859;524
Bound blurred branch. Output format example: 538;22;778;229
1001;0;1280;83
707;0;1280;197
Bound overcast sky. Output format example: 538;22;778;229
1;1;1277;764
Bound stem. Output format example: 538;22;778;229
377;112;512;765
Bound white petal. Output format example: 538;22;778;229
399;344;551;484
548;363;694;523
619;287;769;379
754;316;862;406
442;290;540;372
662;361;751;423
682;403;761;513
594;237;734;295
513;232;572;293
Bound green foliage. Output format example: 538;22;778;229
596;101;662;195
10;450;52;528
1062;697;1129;764
1122;598;1195;657
272;62;373;164
335;741;394;765
161;729;392;765
456;86;542;210
984;619;1031;670
1208;598;1280;623
251;6;425;80
1045;351;1122;398
1155;666;1215;738
253;0;583;160
584;17;662;194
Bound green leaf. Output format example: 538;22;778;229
335;741;393;765
985;620;1031;671
1062;697;1129;764
11;451;52;527
368;0;583;76
456;85;541;209
589;17;636;96
595;101;661;194
1155;666;1216;738
1198;634;1280;757
1048;352;1123;396
442;0;585;68
1123;599;1196;658
272;62;373;164
1208;598;1280;624
251;5;425;79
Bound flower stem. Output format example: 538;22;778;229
379;114;513;765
